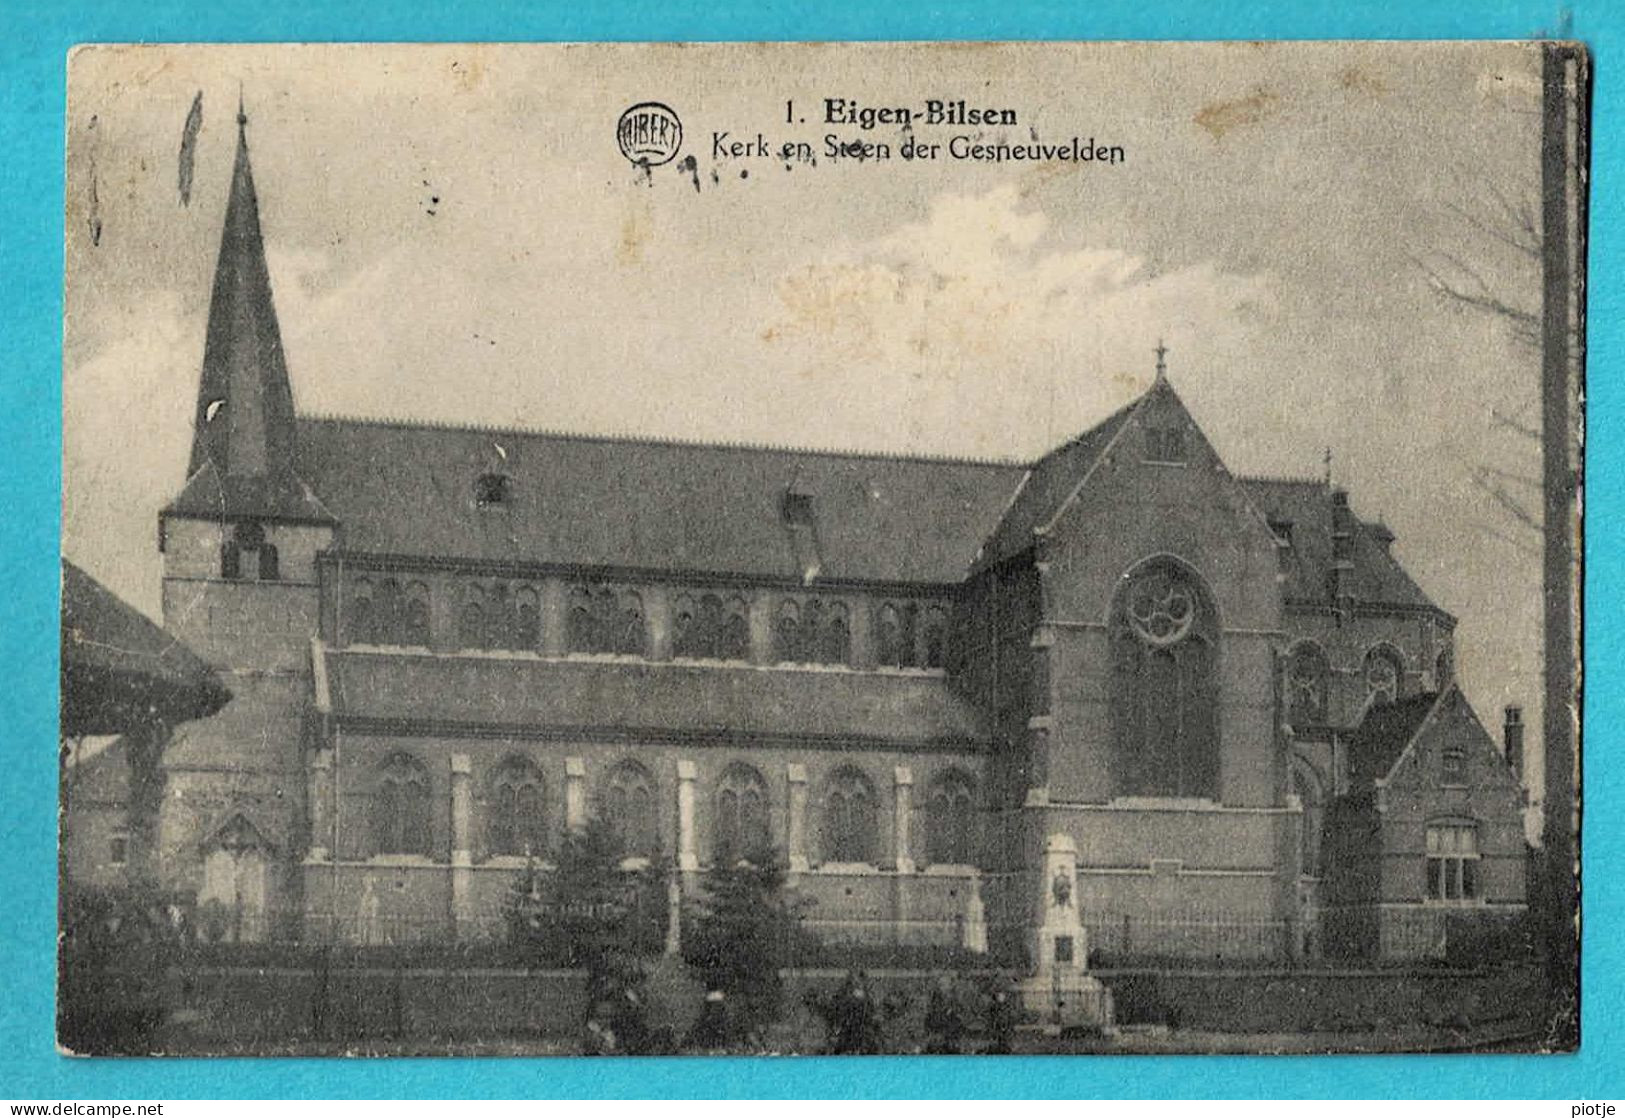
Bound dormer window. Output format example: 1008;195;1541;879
1144;425;1187;463
781;488;822;582
475;472;512;508
782;491;815;527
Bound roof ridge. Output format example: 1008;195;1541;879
297;411;1030;469
1237;474;1327;487
1027;394;1141;463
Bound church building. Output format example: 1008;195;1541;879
134;110;1530;963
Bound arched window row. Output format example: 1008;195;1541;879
1280;641;1428;726
674;593;750;661
774;597;851;666
458;582;543;652
341;579;964;671
365;753;980;868
875;600;949;670
569;584;648;656
350;578;432;648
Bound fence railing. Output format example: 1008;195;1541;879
88;892;1314;965
1082;911;1292;961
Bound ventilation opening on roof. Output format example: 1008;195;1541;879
1268;518;1295;548
475;472;512;508
782;491;815;528
781;488;822;583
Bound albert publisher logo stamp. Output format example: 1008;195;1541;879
617;102;683;167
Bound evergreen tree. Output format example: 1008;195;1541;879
504;817;666;1005
686;849;805;1038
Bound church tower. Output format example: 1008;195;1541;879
155;104;333;939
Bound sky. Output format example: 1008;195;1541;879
62;42;1550;807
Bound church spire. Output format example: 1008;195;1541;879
186;99;297;484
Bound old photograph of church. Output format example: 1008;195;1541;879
59;42;1583;1055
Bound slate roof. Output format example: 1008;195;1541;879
61;559;233;736
165;460;337;524
295;418;1026;585
188;116;300;484
327;650;990;747
1239;477;1444;615
975;397;1139;568
1343;690;1442;789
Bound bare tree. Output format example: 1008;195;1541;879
1413;185;1544;546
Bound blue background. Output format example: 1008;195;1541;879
1;0;1617;1099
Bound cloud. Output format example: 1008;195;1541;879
63;288;197;617
760;184;1280;456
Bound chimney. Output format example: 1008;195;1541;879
1504;705;1525;782
1329;489;1355;608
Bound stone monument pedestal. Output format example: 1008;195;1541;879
1019;832;1114;1032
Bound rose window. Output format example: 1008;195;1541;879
1126;571;1197;647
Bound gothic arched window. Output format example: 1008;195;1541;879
567;585;595;651
220;540;242;580
822;767;878;865
375;578;402;645
489;757;545;858
603;762;658;857
1364;646;1404;707
372;753;431;857
459;588;486;649
720;598;750;661
513;586;540;650
403;582;431;647
773;599;802;663
617;591;647;656
674;593;749;661
714;763;771;866
1110;559;1220;800
257;543;280;581
876;603;902;667
566;584;647;655
819;601;851;665
350;578;375;645
921;607;948;670
925;770;977;866
1287;643;1330;727
876;600;933;668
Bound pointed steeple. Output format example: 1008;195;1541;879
186;101;296;482
168;103;331;525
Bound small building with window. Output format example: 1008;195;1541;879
1320;685;1529;959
